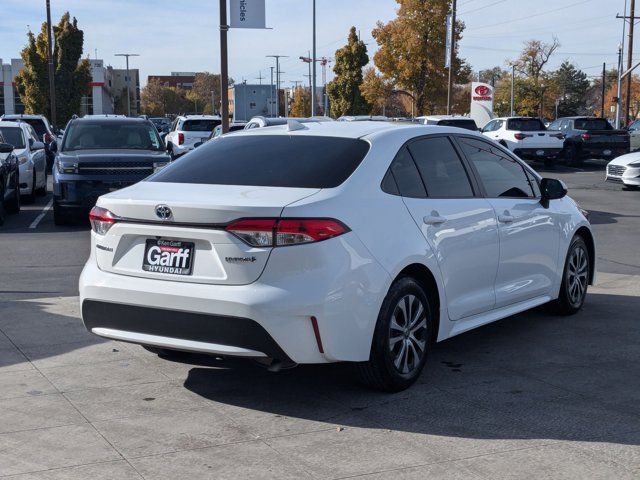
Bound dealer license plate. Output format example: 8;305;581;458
536;150;545;156
142;239;194;275
603;149;612;156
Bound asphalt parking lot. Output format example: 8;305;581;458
0;160;639;479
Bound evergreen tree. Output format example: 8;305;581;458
551;61;590;117
15;12;91;126
327;27;370;117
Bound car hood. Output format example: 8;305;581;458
608;151;640;166
58;149;170;163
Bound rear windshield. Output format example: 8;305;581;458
181;119;220;132
62;122;164;151
437;119;478;131
149;135;370;188
0;127;26;149
20;119;48;137
507;118;546;131
574;118;611;130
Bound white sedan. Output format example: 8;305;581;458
605;151;640;189
0;121;47;202
80;121;595;392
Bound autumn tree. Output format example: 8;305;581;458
360;67;394;115
513;38;560;81
604;74;640;122
140;79;191;116
14;12;91;126
327;27;370;117
372;0;470;115
289;87;311;117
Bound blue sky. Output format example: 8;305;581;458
0;0;631;86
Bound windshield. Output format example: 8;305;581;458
507;118;546;131
575;118;611;130
62;122;164;151
181;119;220;132
0;127;26;149
20;119;48;137
437;119;478;131
149;135;370;188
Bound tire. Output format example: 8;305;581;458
565;144;582;167
622;185;640;191
167;143;175;161
5;181;20;215
22;171;36;204
548;235;590;315
36;170;47;196
356;276;433;392
53;203;71;226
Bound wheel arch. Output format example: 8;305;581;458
575;226;596;285
395;263;441;344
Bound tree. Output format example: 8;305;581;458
478;66;509;87
327;27;370;117
140;79;191;116
289;87;311;117
360;67;394;115
371;0;470;115
513;38;560;80
604;74;640;123
550;61;590;117
15;12;91;127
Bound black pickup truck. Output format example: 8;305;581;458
549;117;629;166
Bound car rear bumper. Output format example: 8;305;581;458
513;148;563;159
53;176;144;208
581;146;629;159
79;233;389;364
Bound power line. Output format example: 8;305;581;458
459;0;508;15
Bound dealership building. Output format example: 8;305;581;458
0;58;139;118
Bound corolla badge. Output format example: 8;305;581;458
155;204;172;220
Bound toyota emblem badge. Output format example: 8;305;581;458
155;205;172;220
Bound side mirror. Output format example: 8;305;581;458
0;143;14;154
540;178;567;207
50;141;58;153
31;141;45;151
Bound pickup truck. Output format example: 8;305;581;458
548;116;629;166
165;115;221;159
481;117;564;167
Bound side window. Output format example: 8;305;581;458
524;169;541;197
246;122;259;129
495;120;504;130
380;169;399;195
388;147;426;198
407;136;474;198
482;120;496;132
458;137;535;198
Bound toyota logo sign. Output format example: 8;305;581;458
155;205;172;220
474;85;490;96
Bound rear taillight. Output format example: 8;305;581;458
581;133;591;141
225;218;349;247
514;133;532;140
178;133;184;145
89;206;117;235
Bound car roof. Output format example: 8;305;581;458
71;116;151;124
1;114;47;120
0;121;28;129
416;115;473;121
179;114;221;120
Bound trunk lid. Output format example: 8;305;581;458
581;129;629;147
515;131;563;148
94;182;320;285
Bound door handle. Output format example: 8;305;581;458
498;214;514;224
423;214;447;225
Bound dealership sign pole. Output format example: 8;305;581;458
221;0;268;132
446;0;457;115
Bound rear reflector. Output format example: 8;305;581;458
178;132;184;145
581;133;591;141
225;218;349;247
514;133;532;140
89;206;117;235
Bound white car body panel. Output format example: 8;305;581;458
482;117;564;154
605;151;640;186
0;122;46;195
79;122;595;364
165;115;221;156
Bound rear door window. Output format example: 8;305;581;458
407;136;474;198
150;135;370;188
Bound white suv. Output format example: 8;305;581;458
165;115;221;159
80;121;595;391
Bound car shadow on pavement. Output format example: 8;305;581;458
182;291;640;446
586;210;640;225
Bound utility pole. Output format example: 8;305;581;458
114;53;139;116
219;0;230;133
446;0;457;115
45;0;56;128
256;71;265;85
312;0;317;116
267;55;288;117
626;0;636;125
320;57;331;115
601;63;606;118
269;67;274;117
616;44;624;128
291;81;302;89
510;64;515;116
211;90;216;114
300;53;313;93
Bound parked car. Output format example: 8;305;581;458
79;121;595;392
482;117;564;167
548;117;629;166
149;117;172;134
243;116;329;129
165;115;221;159
53;116;170;225
0;121;47;202
194;122;247;148
1;114;57;171
0;133;20;225
605;151;640;189
414;115;478;131
625;118;640;151
337;115;389;122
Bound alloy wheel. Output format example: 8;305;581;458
567;245;588;306
388;294;428;374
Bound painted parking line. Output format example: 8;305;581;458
29;199;53;229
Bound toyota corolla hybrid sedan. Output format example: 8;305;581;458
80;121;596;392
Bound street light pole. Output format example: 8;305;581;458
311;0;317;116
267;55;288;117
446;0;457;115
114;53;139;116
510;64;515;116
219;0;230;133
45;0;57;128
